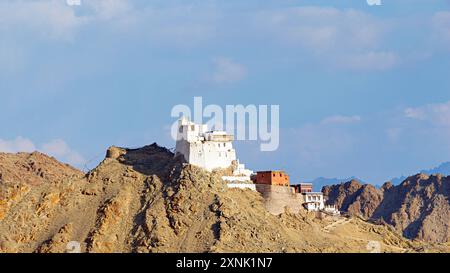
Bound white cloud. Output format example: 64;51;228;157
0;2;443;72
342;51;399;71
367;0;382;6
85;1;218;47
253;6;397;71
40;139;71;157
0;0;218;48
261;6;386;50
85;0;133;20
0;0;87;40
321;115;362;125
405;101;450;126
0;0;139;41
0;2;409;72
280;100;450;182
256;7;385;51
282;121;358;178
404;107;426;120
211;57;247;84
0;41;25;74
40;139;85;165
283;114;362;169
0;137;85;166
0;137;36;153
386;127;402;142
432;11;450;48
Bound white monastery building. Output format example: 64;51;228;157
175;117;254;189
303;192;325;211
173;117;339;214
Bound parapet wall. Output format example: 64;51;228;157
255;184;305;215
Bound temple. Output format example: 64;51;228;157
174;117;254;189
174;118;339;215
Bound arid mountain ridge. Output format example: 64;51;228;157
309;161;450;188
0;143;449;252
323;175;450;243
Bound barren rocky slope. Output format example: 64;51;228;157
323;175;450;243
1;145;448;253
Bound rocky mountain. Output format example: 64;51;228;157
323;175;450;243
1;145;448;253
322;180;383;217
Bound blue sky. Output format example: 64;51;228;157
1;0;450;184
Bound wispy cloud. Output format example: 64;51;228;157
0;41;25;74
432;11;450;48
0;0;86;41
85;0;134;20
0;2;443;71
0;0;219;48
0;0;139;41
252;6;398;71
279;100;450;182
342;51;399;71
0;137;86;166
0;137;36;153
405;101;450;126
321;115;362;125
255;7;386;50
211;57;247;84
40;139;86;165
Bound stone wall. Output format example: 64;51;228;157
255;184;305;215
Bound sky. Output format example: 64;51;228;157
1;0;450;184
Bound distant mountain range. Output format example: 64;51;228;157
306;176;364;192
391;162;450;185
308;162;450;190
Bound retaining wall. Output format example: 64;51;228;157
255;184;305;215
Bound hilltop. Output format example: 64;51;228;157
0;145;448;253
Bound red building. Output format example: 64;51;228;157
254;171;290;186
292;183;313;193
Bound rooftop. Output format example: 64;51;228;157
257;170;287;174
303;192;323;195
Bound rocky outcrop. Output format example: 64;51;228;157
322;180;383;217
323;174;450;243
